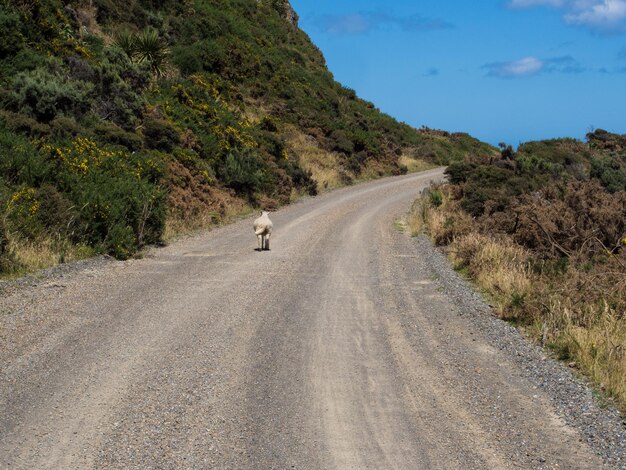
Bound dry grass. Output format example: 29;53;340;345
537;262;626;408
409;188;473;244
1;237;96;279
164;202;252;241
358;159;389;181
451;233;532;318
414;191;626;413
398;155;436;173
283;125;346;191
566;311;626;404
408;198;428;236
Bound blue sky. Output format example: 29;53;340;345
290;0;626;146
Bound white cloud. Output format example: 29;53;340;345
484;56;545;77
482;55;585;77
509;0;626;33
565;0;626;32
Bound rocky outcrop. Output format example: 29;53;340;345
281;0;299;27
263;0;299;27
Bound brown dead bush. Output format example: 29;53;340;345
417;179;626;410
165;160;247;238
508;181;625;261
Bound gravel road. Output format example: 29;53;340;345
1;168;624;469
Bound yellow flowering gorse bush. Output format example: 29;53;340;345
7;187;40;218
42;138;154;180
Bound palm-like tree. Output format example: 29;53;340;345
114;29;169;77
135;29;168;77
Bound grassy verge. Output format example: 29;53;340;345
0;235;98;280
398;154;438;174
410;188;626;413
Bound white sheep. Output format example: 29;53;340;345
253;210;273;251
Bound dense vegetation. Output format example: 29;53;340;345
412;129;626;411
0;0;493;272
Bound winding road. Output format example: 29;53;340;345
0;169;616;468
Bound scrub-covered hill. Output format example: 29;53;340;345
412;129;626;411
0;0;494;270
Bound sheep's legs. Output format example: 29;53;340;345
256;234;271;251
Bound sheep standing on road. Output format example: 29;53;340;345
253;211;273;251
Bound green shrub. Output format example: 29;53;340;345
134;29;169;76
0;110;50;138
591;156;626;193
74;164;166;254
104;224;136;260
218;149;270;197
36;137;167;257
0;49;47;79
329;129;353;154
445;162;476;184
144;119;180;152
94;122;144;151
0;126;52;186
34;184;77;237
50;115;84;139
0;6;25;57
429;190;443;207
277;158;317;195
91;48;150;129
171;44;203;75
113;30;137;58
6;65;93;122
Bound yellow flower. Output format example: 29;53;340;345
29;201;41;216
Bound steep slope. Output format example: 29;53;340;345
0;0;494;271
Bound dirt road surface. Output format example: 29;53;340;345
1;169;623;469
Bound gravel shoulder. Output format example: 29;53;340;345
0;168;624;469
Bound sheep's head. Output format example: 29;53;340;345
261;210;269;216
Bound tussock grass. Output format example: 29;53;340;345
408;198;428;236
398;155;436;173
567;313;626;404
284;126;344;191
538;269;626;407
412;191;626;413
163;203;253;242
410;189;473;244
1;237;96;279
451;233;532;318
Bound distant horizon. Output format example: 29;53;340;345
291;0;626;147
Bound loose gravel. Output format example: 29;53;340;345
417;235;626;468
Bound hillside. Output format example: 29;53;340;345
412;129;626;411
0;0;494;271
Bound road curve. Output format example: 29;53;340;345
0;169;610;468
